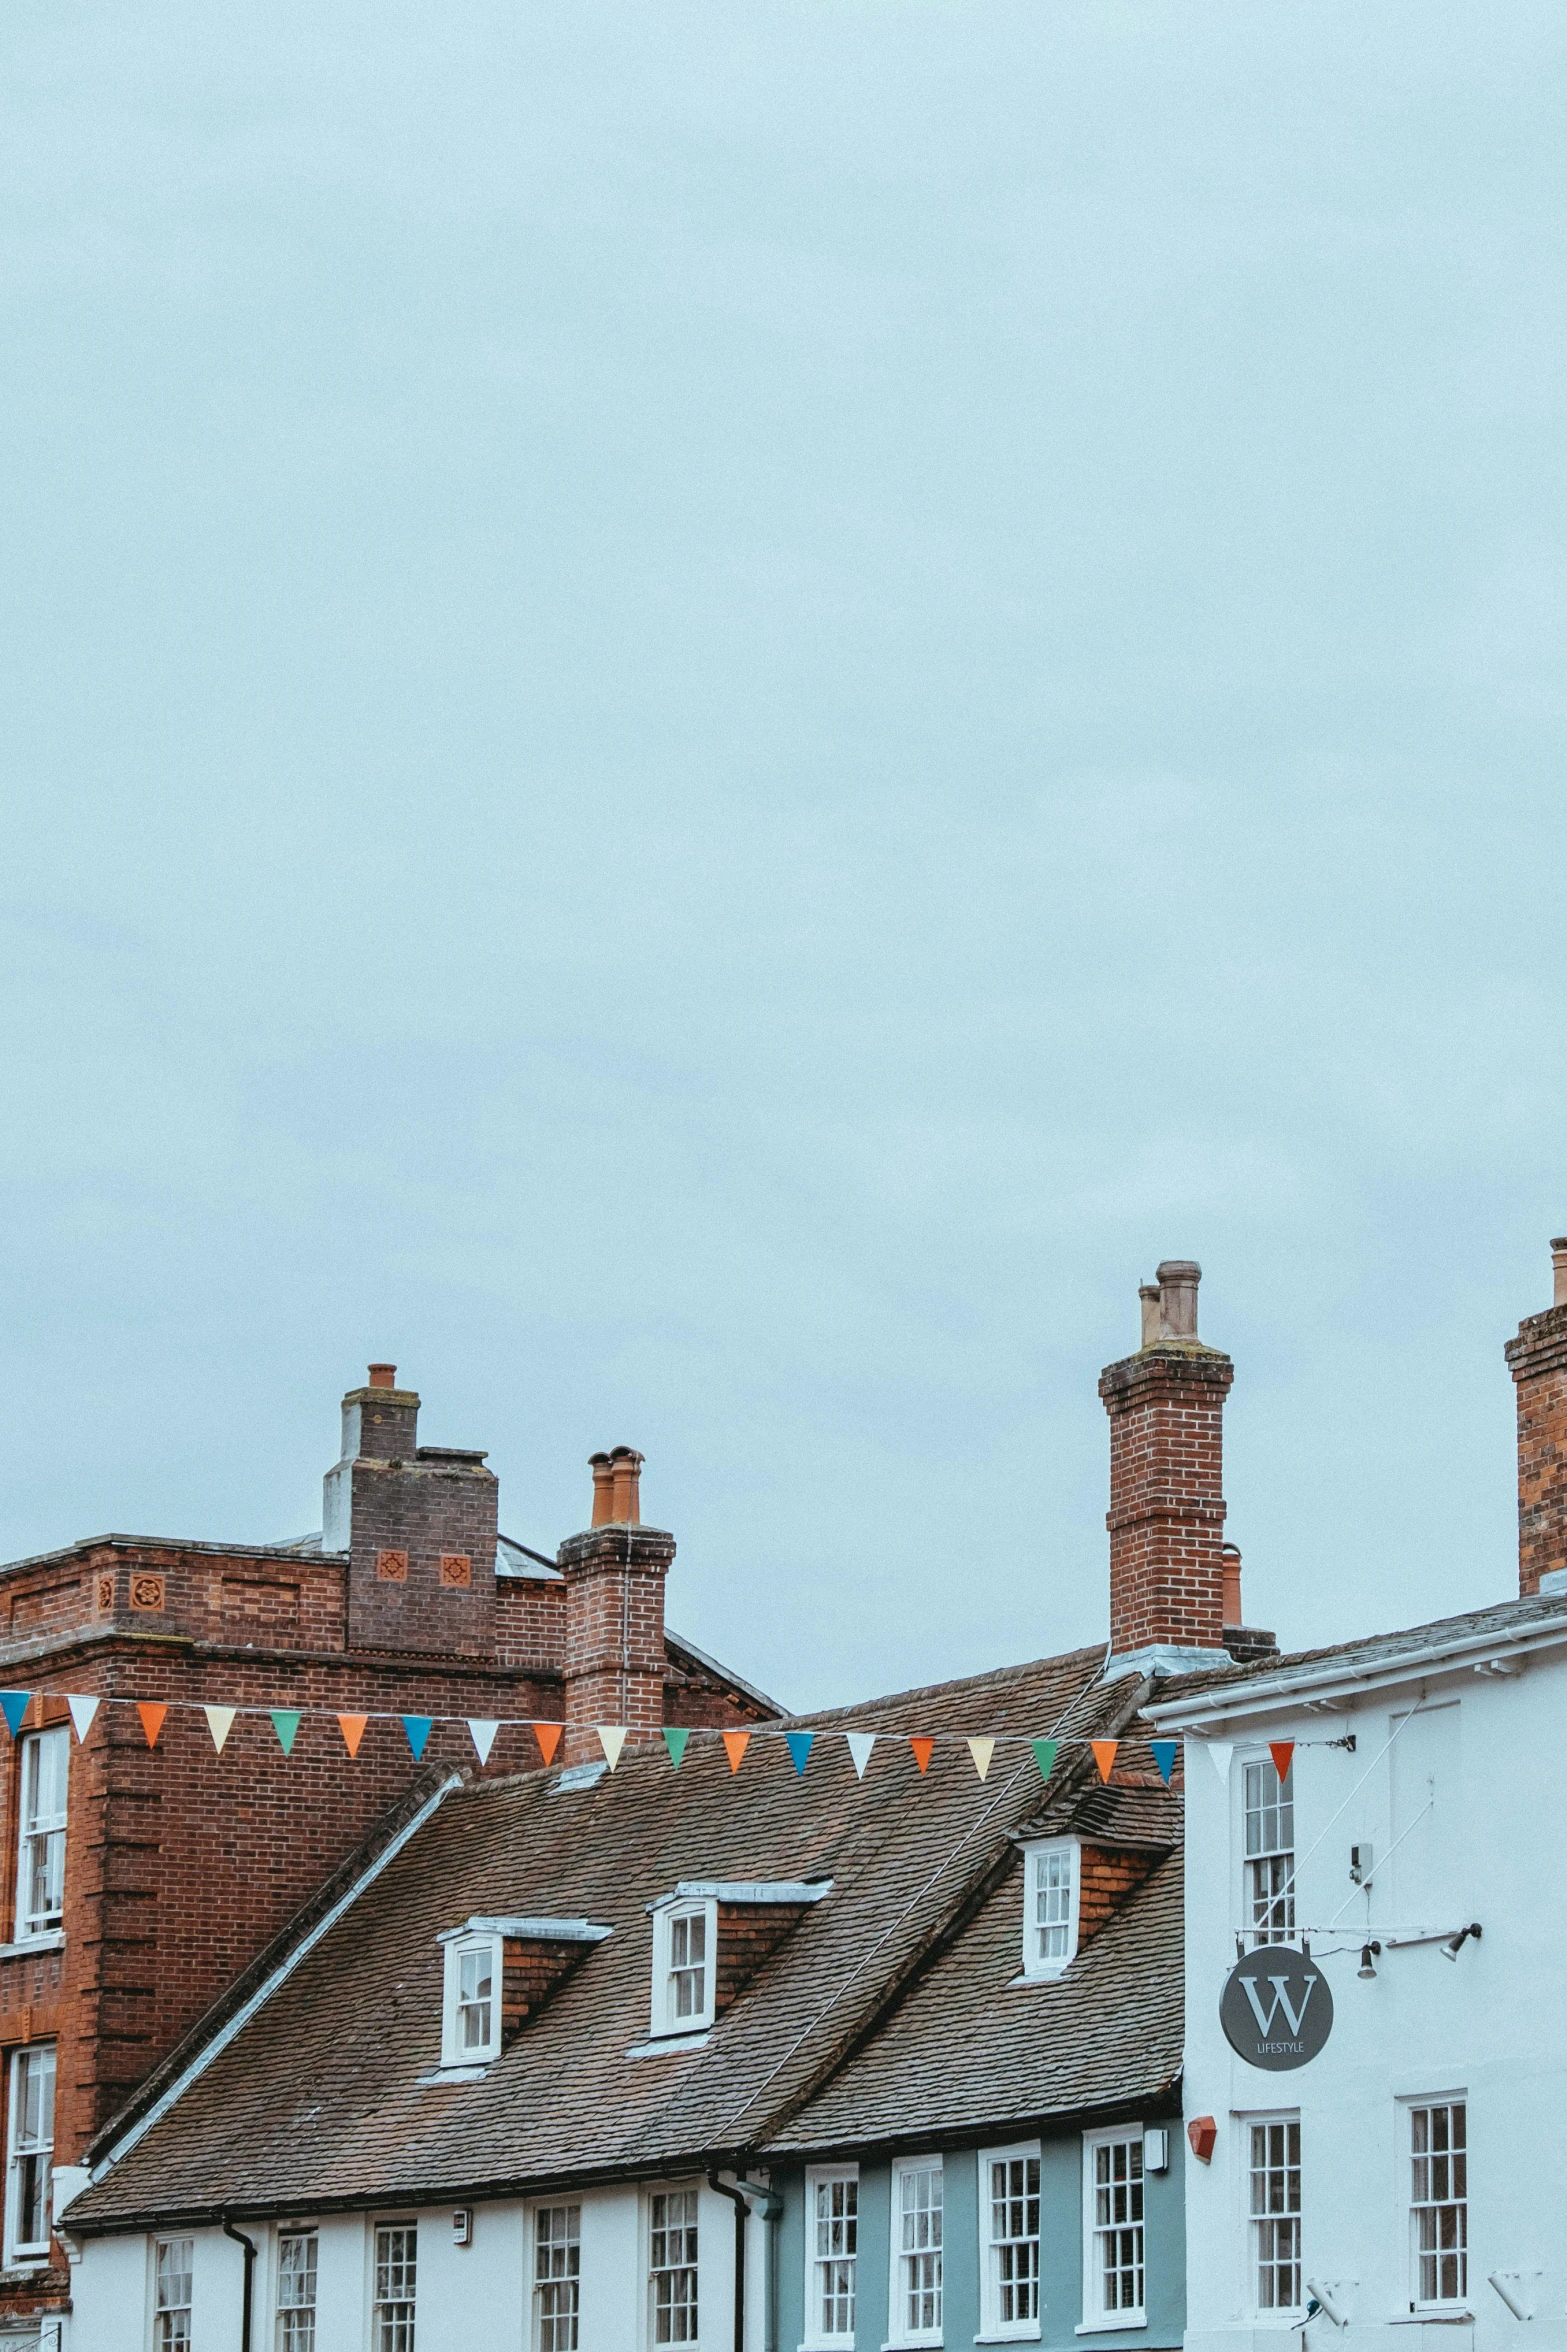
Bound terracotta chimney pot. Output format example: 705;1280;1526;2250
368;1363;397;1389
589;1452;615;1528
608;1446;643;1525
1222;1543;1243;1628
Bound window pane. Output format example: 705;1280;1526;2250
277;2231;318;2352
1410;2105;1467;2304
1244;1762;1296;1944
374;2224;417;2352
898;2165;942;2335
8;2046;55;2259
155;2237;194;2352
1250;2120;1302;2310
989;2155;1040;2324
16;1731;68;1940
1091;2138;1145;2316
536;2204;581;2352
651;2190;699;2344
812;2176;857;2338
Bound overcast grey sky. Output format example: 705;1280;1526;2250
3;0;1565;1712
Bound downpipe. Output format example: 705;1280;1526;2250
707;2172;782;2352
221;2217;256;2352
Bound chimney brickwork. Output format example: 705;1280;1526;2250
1505;1238;1567;1596
1100;1260;1235;1665
559;1448;675;1764
324;1371;500;1657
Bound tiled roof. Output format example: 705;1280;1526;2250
1146;1585;1567;1709
70;1644;1176;2230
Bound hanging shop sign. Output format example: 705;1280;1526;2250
1220;1945;1333;2071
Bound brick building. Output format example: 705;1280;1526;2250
0;1365;774;2344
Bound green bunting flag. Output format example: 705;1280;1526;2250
663;1728;690;1769
1031;1738;1059;1784
271;1710;302;1757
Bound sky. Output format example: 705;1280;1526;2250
3;0;1566;1714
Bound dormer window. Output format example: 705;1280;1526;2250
653;1900;717;2036
442;1931;502;2067
643;1880;832;2047
1022;1839;1080;1978
435;1914;612;2075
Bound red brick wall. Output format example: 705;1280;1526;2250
1099;1344;1234;1654
1506;1304;1567;1595
712;1901;808;2016
501;1937;593;2035
557;1525;677;1764
1077;1843;1159;1942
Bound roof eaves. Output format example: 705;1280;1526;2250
1146;1599;1567;1727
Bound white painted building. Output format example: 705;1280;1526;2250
1149;1586;1567;2352
63;2180;764;2352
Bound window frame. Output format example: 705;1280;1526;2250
979;2139;1042;2342
1020;1839;1080;1980
274;2223;319;2352
531;2199;582;2352
1242;2113;1302;2320
1241;1756;1295;1948
3;2042;55;2268
1404;2096;1469;2314
649;1899;718;2038
802;2162;858;2350
888;2153;944;2348
440;1931;503;2069
1080;2125;1146;2332
14;1725;68;1946
647;2180;701;2347
371;2217;418;2352
151;2234;195;2352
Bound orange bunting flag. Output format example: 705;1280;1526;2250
722;1730;751;1775
138;1702;168;1749
909;1737;935;1775
337;1714;368;1758
1090;1738;1118;1783
535;1723;563;1768
1269;1740;1295;1784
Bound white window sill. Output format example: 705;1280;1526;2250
975;2330;1043;2343
1389;2313;1474;2326
882;2340;944;2350
627;2030;711;2059
1075;2317;1147;2334
1009;1966;1070;1988
419;2062;493;2084
0;1932;65;1960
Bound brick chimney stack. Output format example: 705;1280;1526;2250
323;1366;499;1657
1504;1238;1567;1596
558;1447;675;1764
1099;1261;1237;1677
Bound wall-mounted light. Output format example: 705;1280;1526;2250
1358;1942;1381;1980
1143;2129;1170;2173
1187;2116;1217;2164
1441;1923;1483;1962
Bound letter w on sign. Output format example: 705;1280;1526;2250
1241;1973;1318;2038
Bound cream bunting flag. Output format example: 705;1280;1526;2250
66;1695;100;1743
966;1736;996;1781
598;1727;628;1770
204;1706;237;1754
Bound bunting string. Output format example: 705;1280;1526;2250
0;1687;1239;1790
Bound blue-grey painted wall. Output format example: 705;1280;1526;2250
772;2128;1184;2351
